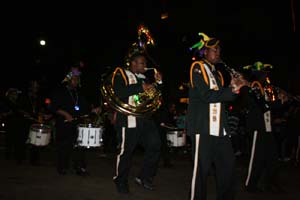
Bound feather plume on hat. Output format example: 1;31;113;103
189;32;220;58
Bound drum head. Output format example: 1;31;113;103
78;124;104;129
31;123;51;133
78;123;92;128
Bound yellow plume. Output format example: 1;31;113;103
198;32;211;41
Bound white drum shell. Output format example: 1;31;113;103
28;124;51;146
167;130;186;147
77;124;103;148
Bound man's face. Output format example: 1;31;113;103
204;45;221;64
131;56;147;73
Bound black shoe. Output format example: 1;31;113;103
134;177;155;191
114;179;130;194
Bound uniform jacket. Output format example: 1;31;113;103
187;60;237;136
238;85;271;133
112;68;152;128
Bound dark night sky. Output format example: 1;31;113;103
1;0;298;103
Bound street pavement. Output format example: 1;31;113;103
0;139;299;200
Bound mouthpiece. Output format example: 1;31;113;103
144;68;154;71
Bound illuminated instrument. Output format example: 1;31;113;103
100;67;162;117
100;24;162;117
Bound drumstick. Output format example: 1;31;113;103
64;114;89;123
160;123;178;130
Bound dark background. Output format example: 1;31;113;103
1;0;298;104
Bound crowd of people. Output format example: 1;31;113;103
0;30;299;200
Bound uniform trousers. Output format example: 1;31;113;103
55;122;86;173
245;130;278;190
190;134;236;200
113;118;161;184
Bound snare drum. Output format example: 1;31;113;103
166;129;186;147
28;124;52;146
77;124;103;148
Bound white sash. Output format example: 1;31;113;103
124;70;138;128
264;110;272;132
203;63;226;136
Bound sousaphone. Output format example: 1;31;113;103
100;24;162;117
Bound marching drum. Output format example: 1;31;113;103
28;124;52;146
77;124;103;148
166;129;186;147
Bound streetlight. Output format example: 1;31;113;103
39;39;46;46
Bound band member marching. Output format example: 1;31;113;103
187;33;247;200
239;62;287;193
48;64;99;176
101;24;163;194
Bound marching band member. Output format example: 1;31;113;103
48;63;92;176
111;48;163;194
187;33;247;200
239;62;286;194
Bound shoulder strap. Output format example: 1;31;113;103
189;61;209;88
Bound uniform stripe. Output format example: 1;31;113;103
190;134;200;200
245;130;258;186
112;67;128;86
217;71;224;86
113;127;126;179
190;61;209;88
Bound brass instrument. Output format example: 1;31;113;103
100;24;162;117
266;84;300;104
100;67;162;117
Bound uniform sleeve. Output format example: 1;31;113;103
190;63;236;103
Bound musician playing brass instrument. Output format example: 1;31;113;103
236;62;287;193
110;26;163;194
187;33;247;200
